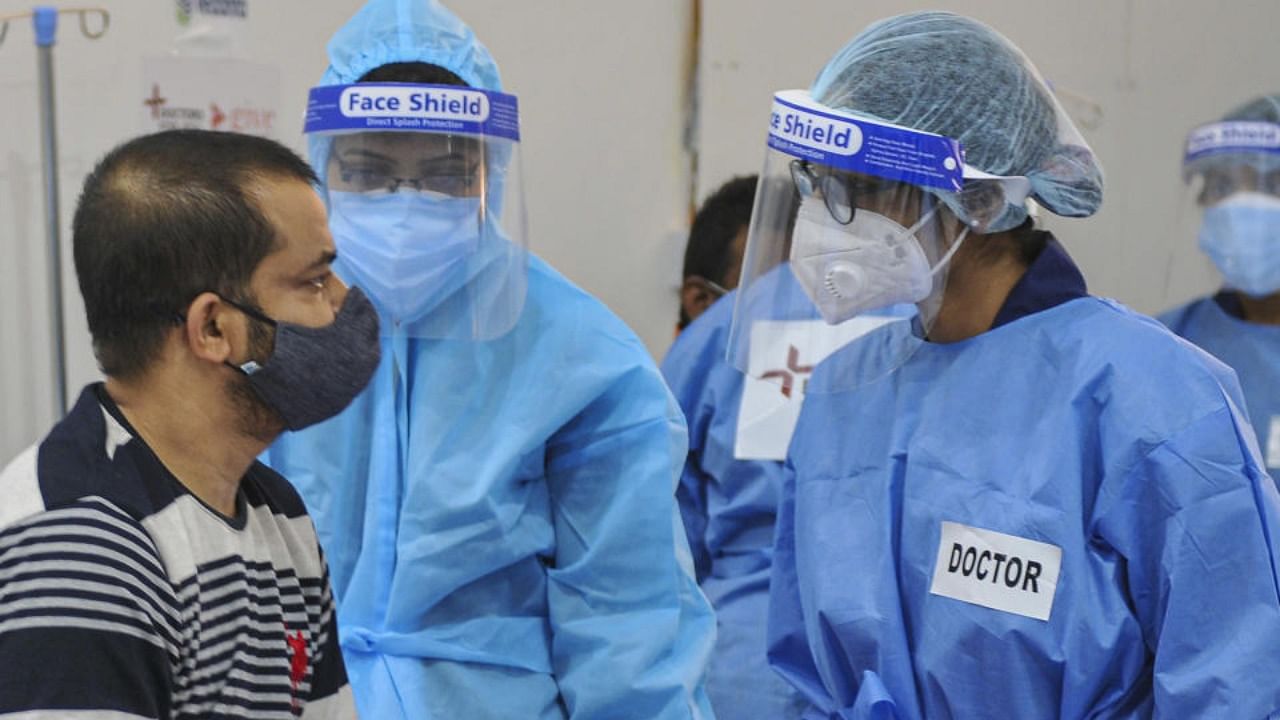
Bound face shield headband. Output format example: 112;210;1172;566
769;90;1033;230
304;82;520;142
1183;121;1280;178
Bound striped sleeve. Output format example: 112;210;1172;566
0;497;178;719
302;549;356;718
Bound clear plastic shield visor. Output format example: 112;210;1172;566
1178;121;1280;301
728;91;1034;393
304;83;527;340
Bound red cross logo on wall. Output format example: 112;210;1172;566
143;84;167;119
761;345;814;399
210;103;226;129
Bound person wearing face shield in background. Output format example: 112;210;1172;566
1160;95;1280;480
728;12;1280;719
662;172;809;719
261;1;716;718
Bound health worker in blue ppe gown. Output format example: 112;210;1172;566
728;12;1280;719
263;1;716;718
1161;94;1280;481
665;175;910;718
665;174;806;718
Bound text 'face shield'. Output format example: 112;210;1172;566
305;83;528;340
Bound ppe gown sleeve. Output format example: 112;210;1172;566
661;332;722;585
676;458;713;584
1096;405;1280;719
767;459;831;717
544;361;716;719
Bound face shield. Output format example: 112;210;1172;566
304;82;527;340
1181;121;1280;299
728;90;1034;393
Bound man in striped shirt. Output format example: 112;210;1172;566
0;130;378;718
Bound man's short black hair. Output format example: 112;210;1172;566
72;129;319;380
683;175;758;284
679;175;758;327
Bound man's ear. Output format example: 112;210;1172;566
681;276;717;326
182;292;239;366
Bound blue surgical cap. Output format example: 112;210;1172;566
1223;94;1280;124
310;0;503;180
812;11;1104;230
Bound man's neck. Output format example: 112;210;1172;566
104;373;269;517
1238;291;1280;326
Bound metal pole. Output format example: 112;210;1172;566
33;7;66;418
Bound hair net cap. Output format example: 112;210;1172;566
323;0;501;91
811;11;1104;232
1224;94;1280;124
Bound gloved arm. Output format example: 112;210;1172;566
1097;405;1280;719
544;361;716;719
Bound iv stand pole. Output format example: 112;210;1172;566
0;6;107;420
33;7;66;417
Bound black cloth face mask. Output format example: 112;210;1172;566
221;287;382;431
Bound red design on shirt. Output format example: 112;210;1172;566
287;629;309;689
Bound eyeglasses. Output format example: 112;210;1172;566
790;159;904;224
1197;166;1280;206
334;160;482;197
688;276;729;299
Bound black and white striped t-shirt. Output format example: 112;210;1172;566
0;385;357;719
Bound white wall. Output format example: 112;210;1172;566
697;0;1280;317
2;0;1278;460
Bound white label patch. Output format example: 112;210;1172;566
1267;416;1280;469
735;316;897;460
929;521;1062;622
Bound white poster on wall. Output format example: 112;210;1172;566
140;56;280;139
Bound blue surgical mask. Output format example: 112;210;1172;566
328;190;482;324
1199;192;1280;298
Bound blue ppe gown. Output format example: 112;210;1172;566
770;245;1280;718
1161;293;1280;480
664;265;910;719
266;255;717;719
662;283;809;720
